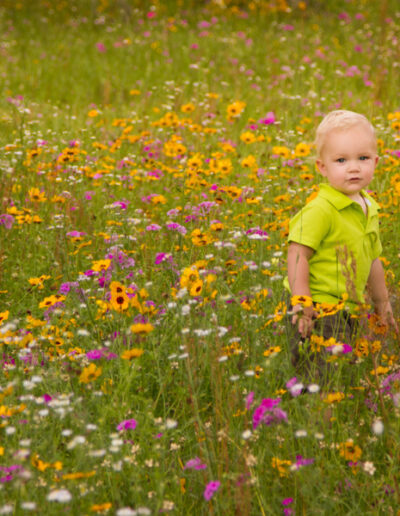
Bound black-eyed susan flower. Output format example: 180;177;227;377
291;295;313;307
39;295;65;309
0;311;9;325
130;322;154;334
110;291;130;312
339;440;362;462
294;142;311;157
240;131;257;144
121;348;144;360
189;279;203;296
181;103;195;113
91;259;112;272
226;100;246;119
79;363;102;384
28;187;47;202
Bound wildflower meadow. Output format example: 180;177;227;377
1;0;400;514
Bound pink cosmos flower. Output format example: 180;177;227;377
259;111;275;125
184;457;207;470
117;419;137;431
0;214;14;229
203;480;220;501
96;42;106;52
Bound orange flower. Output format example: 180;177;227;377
339;440;362;462
130;322;154;334
79;363;102;384
121;348;144;360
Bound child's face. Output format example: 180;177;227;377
316;124;378;199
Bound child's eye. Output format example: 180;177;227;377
336;158;345;163
359;156;370;161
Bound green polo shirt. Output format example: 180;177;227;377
285;183;382;311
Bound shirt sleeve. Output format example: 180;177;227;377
288;200;331;251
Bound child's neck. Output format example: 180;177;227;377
348;192;368;215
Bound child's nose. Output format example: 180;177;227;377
348;159;361;171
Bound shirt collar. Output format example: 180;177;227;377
318;183;380;215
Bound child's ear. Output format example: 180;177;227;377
316;159;326;176
374;155;379;167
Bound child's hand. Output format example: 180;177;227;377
375;301;399;334
291;304;316;338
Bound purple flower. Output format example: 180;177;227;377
253;398;286;429
285;377;298;389
59;282;78;294
259;111;275;125
294;455;315;468
166;222;187;235
86;350;104;360
203;480;220;501
184;457;207;470
66;230;86;238
155;253;167;264
112;201;129;209
245;391;254;410
146;224;161;231
282;498;293;506
96;42;106;52
117;419;137;431
0;214;14;229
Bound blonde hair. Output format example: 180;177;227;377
315;110;376;158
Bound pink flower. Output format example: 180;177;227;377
96;42;106;52
245;391;254;410
0;214;14;229
117;419;137;431
203;480;220;501
259;111;275;125
184;457;207;470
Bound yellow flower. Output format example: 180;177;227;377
180;266;200;289
263;346;281;357
130;322;154;334
370;366;390;376
294;142;311;157
28;187;47;202
271;457;292;477
241;155;258;168
110;291;130;312
181;103;195;113
0;311;9;325
38;295;65;309
121;348;144;360
28;275;50;289
323;392;345;404
91;259;111;272
272;146;291;158
91;503;112;513
79;363;102;384
129;89;141;95
62;471;96;480
291;295;313;307
227;100;246;118
88;109;99;117
339;440;362;462
189;279;203;296
240;131;257;144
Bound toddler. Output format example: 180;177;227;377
286;110;397;372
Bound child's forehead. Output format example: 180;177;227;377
323;123;377;147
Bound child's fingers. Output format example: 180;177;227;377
298;316;313;338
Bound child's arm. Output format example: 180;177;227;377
287;242;316;337
367;258;398;332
